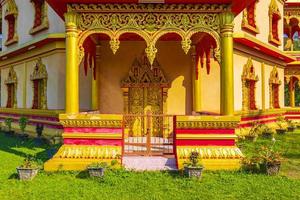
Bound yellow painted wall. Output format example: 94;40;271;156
234;0;284;50
233;48;285;112
98;41;193;115
200;59;220;113
1;52;66;110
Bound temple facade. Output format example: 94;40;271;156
0;0;298;171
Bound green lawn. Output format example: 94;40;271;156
0;132;299;200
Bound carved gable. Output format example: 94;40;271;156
122;53;169;88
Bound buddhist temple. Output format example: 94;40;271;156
0;0;299;171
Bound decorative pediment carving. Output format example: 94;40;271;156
269;66;281;85
5;66;17;85
242;58;259;81
5;0;18;17
121;53;169;88
30;58;48;80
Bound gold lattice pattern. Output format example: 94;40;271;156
177;146;243;159
66;3;225;66
54;145;122;159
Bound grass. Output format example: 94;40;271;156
0;132;299;200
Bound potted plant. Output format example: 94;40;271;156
87;162;108;177
19;116;29;139
241;156;260;173
245;121;261;141
258;140;282;176
286;119;296;132
261;125;275;139
184;151;204;179
276;116;287;135
4;118;14;136
16;156;39;180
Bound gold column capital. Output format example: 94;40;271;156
64;11;79;30
219;12;234;32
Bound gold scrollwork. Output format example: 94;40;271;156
70;4;222;66
60;119;122;128
176;121;240;129
30;58;48;109
5;66;18;108
269;66;281;109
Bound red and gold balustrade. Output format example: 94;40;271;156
175;115;243;170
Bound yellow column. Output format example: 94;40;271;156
191;45;201;113
261;63;266;111
65;12;79;114
289;78;295;107
91;44;101;110
220;12;234;115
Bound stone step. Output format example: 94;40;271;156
122;156;177;171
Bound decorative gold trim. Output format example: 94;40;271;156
4;66;17;108
4;0;18;46
29;0;49;35
241;0;260;35
242;58;259;112
177;146;243;159
268;0;281;46
176;116;240;129
52;145;122;159
30;58;48;109
176;134;237;140
269;66;281;109
70;3;222;66
62;133;122;139
59;114;123;128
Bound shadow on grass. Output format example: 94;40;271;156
8;173;19;180
0;132;60;162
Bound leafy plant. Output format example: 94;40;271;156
184;151;203;167
87;162;108;169
286;119;296;128
260;124;275;138
4;118;13;132
276;116;287;130
19;116;28;133
19;156;39;169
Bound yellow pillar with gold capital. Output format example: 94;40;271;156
91;44;101;110
289;78;295;107
65;12;79;114
220;12;234;116
191;45;201;113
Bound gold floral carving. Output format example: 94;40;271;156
4;0;18;46
268;0;281;46
29;0;49;35
177;146;243;159
4;66;18;108
241;0;259;34
269;66;281;109
60;119;122;128
69;3;222;66
176;121;239;129
54;145;122;159
242;58;259;111
30;58;48;109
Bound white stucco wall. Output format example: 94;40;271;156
1;1;65;51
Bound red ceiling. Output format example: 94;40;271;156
46;0;254;19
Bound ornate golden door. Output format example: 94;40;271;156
122;54;173;155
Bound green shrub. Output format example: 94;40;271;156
19;116;28;133
4;118;13;132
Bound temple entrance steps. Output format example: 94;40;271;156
122;156;177;171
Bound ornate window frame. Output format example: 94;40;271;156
4;66;17;108
268;0;281;46
30;58;48;109
4;0;18;46
30;0;49;35
269;66;281;109
242;58;259;111
241;0;259;35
